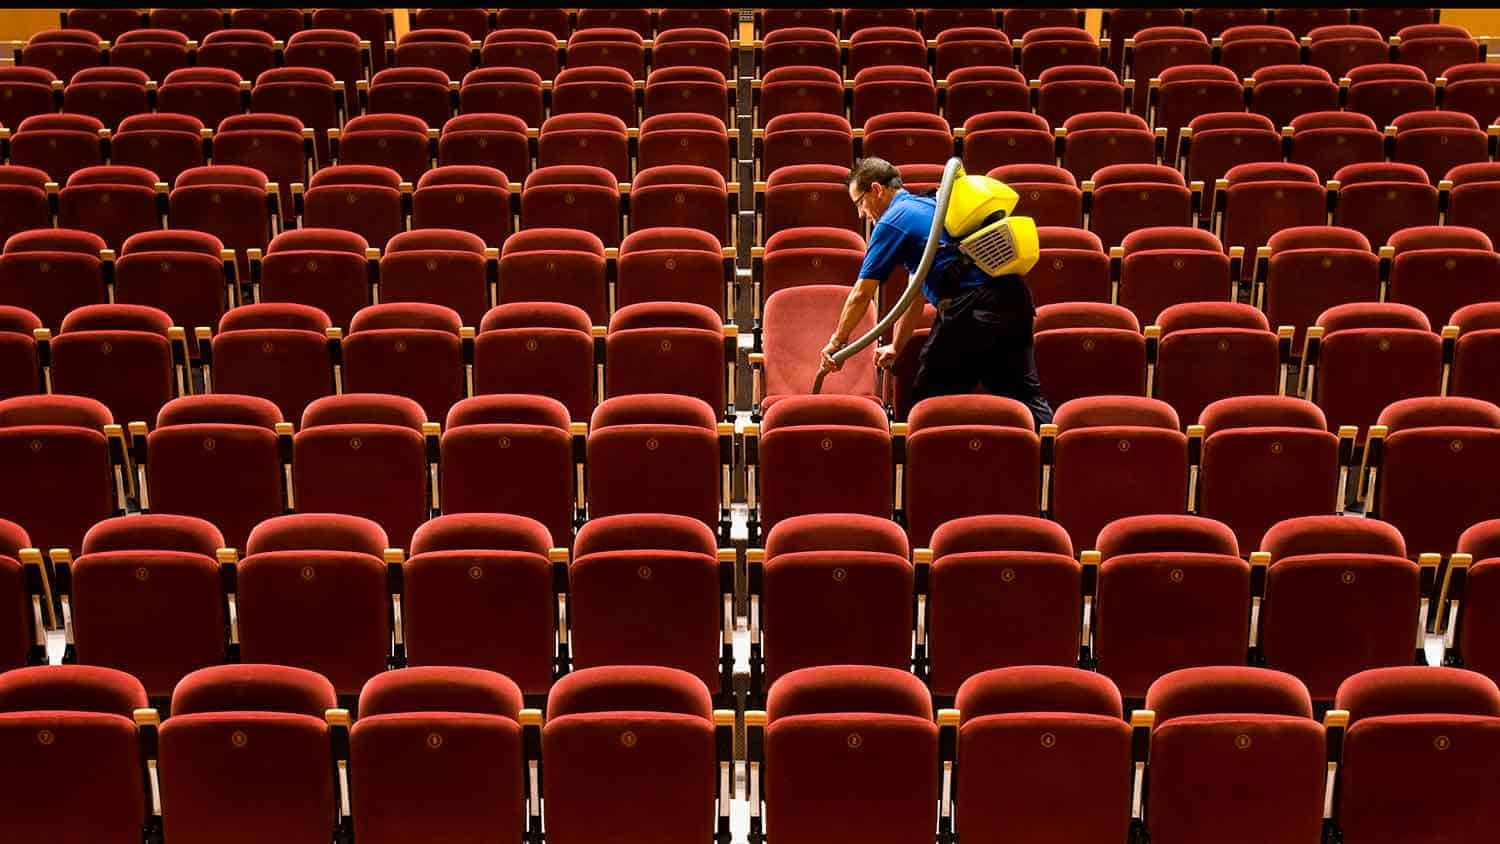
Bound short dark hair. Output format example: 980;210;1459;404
848;157;902;193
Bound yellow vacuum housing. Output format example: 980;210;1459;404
942;171;1041;277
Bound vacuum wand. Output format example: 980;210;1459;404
812;156;965;394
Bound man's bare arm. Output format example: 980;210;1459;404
828;278;881;345
889;291;927;353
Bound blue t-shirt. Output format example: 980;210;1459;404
856;188;990;305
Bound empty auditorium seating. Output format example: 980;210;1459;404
1330;162;1440;248
1150;65;1247;162
401;513;558;693
473;302;596;423
961;111;1056;174
860;111;954;168
1142;666;1324;842
157;67;246;133
1438;63;1500;128
1019;26;1101;80
237;514;388;700
850;65;938;125
1033;302;1148;407
1303;303;1443;436
1036;65;1129;128
1346;63;1437;129
1116;227;1234;326
1255;226;1380;349
906;396;1042;546
942;65;1031;126
170;166;279;283
1029;227;1110;306
0;68;59;144
1093;516;1249;697
1047;397;1188;550
147;8;225;42
397;28;478;81
520;166;622;249
438;113;530;187
1391;112;1492;186
846;25;927;77
412;7;490;40
284;29;364;114
0;308;41;402
587;393;728;537
1270;8;1351;37
759;26;840;75
934;26;1012;80
1383;226;1500;333
1126;26;1212;115
107;28;192;81
351;666;527;843
1150;301;1285;424
639;113;733;179
566;27;646;80
18;29;104;83
1331;666;1500;841
552;65;639;129
570;512;731;696
58;165;163;251
249;229;367;333
364;67;453;132
109;113;206;187
1449;302;1500;407
750;394;892;538
251;67;343;165
1179;113;1280;212
63;9;145;41
51;303;180;429
1394;23;1485;80
1197;397;1344;551
953;665;1131;839
1057;112;1159;185
230;7;304;41
1249;64;1341;128
199;29;281;82
0;394;122;555
1305;24;1389;79
378;229;493;326
923;516;1079;695
61;67;149;131
1444;162;1500;247
1217;24;1301;78
341;302;465;423
209;115;308;216
759;164;861;239
410;167;512;252
629;165;733;244
1257;516;1424;699
115;234;233;351
751;664;938;843
605;302;732;415
1085;164;1200;248
543;666;724;844
335;113;434;182
645;66;731;121
1215;162;1327;261
300;165;408;251
60;514;226;696
480;27;561;79
0;665;149;840
0;228;109;332
292;394;432;549
1366;396;1500;557
158;663;340;841
457;66;542;127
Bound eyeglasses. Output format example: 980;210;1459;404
852;186;878;209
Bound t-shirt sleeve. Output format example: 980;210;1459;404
856;218;905;282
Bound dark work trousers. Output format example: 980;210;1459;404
909;276;1055;427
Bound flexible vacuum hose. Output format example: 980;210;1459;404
811;156;965;394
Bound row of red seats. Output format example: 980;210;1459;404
759;8;1436;40
60;7;740;43
3;501;1497;703
753;20;1487;90
9;657;1491;843
20;23;741;87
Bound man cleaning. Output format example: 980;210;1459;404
819;157;1055;426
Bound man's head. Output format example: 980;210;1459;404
848;157;903;224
